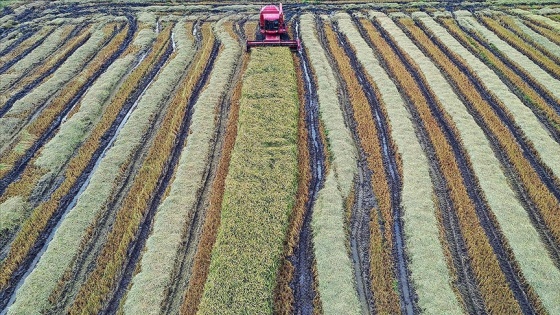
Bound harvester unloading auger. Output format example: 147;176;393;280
246;3;301;52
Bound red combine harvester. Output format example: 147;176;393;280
246;3;301;52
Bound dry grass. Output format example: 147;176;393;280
63;23;201;314
181;25;248;315
0;25;54;71
0;23;122;179
416;14;560;313
195;45;299;314
519;17;560;47
479;14;560;79
0;24;74;93
300;13;360;315
337;13;462;314
123;21;238;315
368;12;521;314
499;14;560;60
456;13;560;183
6;23;175;315
323;18;400;314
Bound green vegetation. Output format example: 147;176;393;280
197;46;299;314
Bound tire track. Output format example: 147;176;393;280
424;20;560;268
373;18;536;314
0;15;136;198
288;16;325;315
160;20;239;315
0;24;89;118
334;20;416;314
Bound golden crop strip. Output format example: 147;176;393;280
522;18;560;46
436;17;560;247
479;15;560;79
180;22;248;315
196;46;299;314
438;17;560;135
400;17;546;312
0;26;171;291
0;25;94;109
67;24;210;315
0;24;128;180
323;21;400;314
273;50;312;315
361;19;522;314
0;26;54;71
495;14;558;59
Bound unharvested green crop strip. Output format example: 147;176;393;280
196;46;299;314
364;14;521;314
323;19;400;314
0;26;171;294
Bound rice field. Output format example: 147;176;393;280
1;1;560;314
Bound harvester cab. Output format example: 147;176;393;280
246;3;301;52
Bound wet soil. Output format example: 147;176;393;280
288;16;325;315
373;18;537;314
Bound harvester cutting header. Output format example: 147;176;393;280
246;3;301;52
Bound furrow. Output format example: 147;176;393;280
342;14;464;315
369;11;523;314
0;23;170;314
298;13;360;315
413;13;560;313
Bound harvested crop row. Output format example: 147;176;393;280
403;14;560;313
0;24;76;93
499;14;560;61
435;16;560;142
478;14;560;80
181;21;250;315
322;18;400;314
0;24;170;299
0;24;94;109
457;12;560;102
0;23;122;180
432;14;560;250
195;43;299;314
298;14;360;315
0;20;139;242
337;14;463;314
367;12;521;314
5;22;180;315
0;26;53;72
123;20;238;315
455;12;560;183
512;9;560;31
519;17;560;47
67;22;203;314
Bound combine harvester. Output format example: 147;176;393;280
246;3;301;52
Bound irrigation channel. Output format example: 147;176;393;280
0;16;171;312
372;18;537;314
288;17;325;315
0;14;136;197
